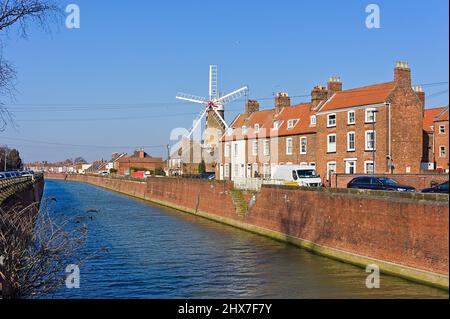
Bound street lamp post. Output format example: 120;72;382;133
3;145;7;172
371;110;379;175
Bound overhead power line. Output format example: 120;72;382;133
4;81;448;110
1;136;167;149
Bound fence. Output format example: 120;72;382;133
233;177;286;191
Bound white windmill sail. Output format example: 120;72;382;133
176;65;248;140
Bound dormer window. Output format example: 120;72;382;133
273;121;281;130
242;126;248;134
310;115;316;126
254;124;260;133
287;119;297;129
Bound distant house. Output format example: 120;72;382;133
117;149;164;176
85;160;108;174
167;138;218;176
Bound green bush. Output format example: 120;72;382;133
155;167;166;176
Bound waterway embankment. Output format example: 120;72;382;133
45;173;449;290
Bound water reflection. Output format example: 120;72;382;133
41;180;448;299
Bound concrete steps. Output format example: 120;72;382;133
230;189;247;217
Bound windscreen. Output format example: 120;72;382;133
297;169;318;178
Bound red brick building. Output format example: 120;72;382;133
315;62;424;181
433;107;449;171
422;106;448;170
218;61;432;183
117;149;164;175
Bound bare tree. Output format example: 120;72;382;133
0;0;61;130
0;198;94;299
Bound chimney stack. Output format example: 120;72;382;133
394;61;411;87
327;76;342;98
311;85;328;109
275;92;291;114
138;148;145;159
413;85;425;111
245;99;260;114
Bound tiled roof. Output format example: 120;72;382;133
423;107;446;132
319;82;396;112
273;103;316;136
224;103;315;141
118;157;163;163
434;106;449;122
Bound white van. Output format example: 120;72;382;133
271;165;322;187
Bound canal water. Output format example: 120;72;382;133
41;180;447;299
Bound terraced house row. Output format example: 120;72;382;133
216;61;449;184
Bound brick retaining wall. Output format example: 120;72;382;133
45;173;449;289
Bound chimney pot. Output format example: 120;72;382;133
245;99;260;114
394;60;412;87
275;92;291;113
327;76;342;98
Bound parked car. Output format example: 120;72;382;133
197;172;215;180
19;171;34;177
99;171;109;177
421;181;449;194
347;176;416;192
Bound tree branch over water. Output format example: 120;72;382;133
0;198;93;298
0;0;62;130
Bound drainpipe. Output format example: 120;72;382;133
387;103;392;174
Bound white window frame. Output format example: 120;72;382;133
286;138;293;155
300;136;307;154
224;142;231;157
327;113;336;127
365;108;377;123
252;163;258;177
287;119;297;129
439;125;446;134
233;143;238;157
273;121;282;130
364;161;374;174
365;130;376;151
345;160;357;174
242;126;248;134
254;124;260;133
310;115;316;126
347;111;356;125
327;161;336;181
252;140;258;156
263;163;270;178
327;134;336;153
263;139;270;156
439;146;446;158
347;132;356;151
224;164;230;178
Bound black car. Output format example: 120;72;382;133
347;176;416;192
421;181;449;194
197;172;215;180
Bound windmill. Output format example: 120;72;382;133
176;65;248;146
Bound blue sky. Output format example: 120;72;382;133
1;0;448;162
